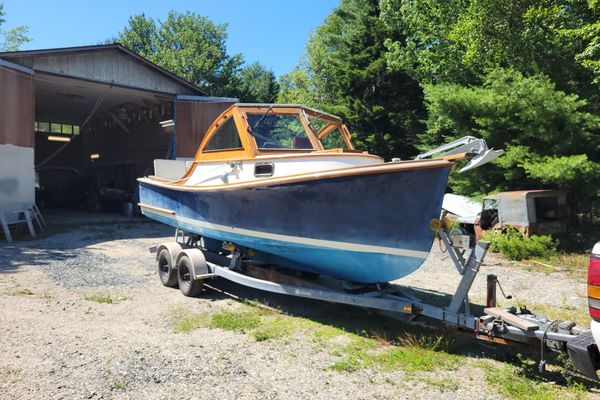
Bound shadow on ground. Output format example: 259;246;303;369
0;218;171;273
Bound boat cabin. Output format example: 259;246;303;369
194;104;358;161
151;104;384;184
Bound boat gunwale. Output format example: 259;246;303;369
138;159;454;192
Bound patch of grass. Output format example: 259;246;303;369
373;346;459;372
533;253;589;278
84;294;130;304
211;310;261;332
251;317;292;341
110;381;127;390
422;377;459;392
314;325;346;340
9;288;33;296
481;361;585;400
524;303;590;327
328;332;459;374
172;312;210;333
172;300;318;341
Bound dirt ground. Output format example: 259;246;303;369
0;216;598;399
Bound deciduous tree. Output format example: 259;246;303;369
0;3;30;51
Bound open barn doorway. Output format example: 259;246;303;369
33;73;175;214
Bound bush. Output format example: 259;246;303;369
482;227;558;261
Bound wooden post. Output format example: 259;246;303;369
486;274;497;308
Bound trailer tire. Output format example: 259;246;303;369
177;255;203;297
157;248;178;287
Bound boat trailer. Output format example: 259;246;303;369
152;224;600;380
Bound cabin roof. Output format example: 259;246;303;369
234;103;342;122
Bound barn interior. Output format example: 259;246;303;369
33;73;175;212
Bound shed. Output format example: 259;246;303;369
484;190;568;236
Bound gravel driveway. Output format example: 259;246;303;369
0;218;598;399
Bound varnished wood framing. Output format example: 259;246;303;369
180;104;371;180
194;104;358;163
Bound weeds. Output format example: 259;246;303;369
211;310;260;332
422;377;459;392
84;294;130;304
110;381;127;390
251;317;292;341
328;331;459;373
9;288;33;296
481;360;586;400
172;311;210;333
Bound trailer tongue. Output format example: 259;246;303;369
151;224;600;380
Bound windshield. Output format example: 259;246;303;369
247;113;314;150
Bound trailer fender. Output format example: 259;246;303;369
156;242;183;269
176;248;209;280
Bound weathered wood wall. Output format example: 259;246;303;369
0;64;35;210
175;100;234;158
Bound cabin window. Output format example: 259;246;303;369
321;128;346;149
308;116;327;135
247;114;314;150
204;117;243;151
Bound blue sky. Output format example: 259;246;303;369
1;0;339;77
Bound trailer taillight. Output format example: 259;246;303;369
588;247;600;320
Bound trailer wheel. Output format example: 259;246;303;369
157;248;178;287
177;255;203;297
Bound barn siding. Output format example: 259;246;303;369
0;65;35;209
6;48;199;95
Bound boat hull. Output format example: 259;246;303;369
139;166;451;283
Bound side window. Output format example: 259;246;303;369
321;128;346;149
204;117;242;151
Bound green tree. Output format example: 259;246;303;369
0;3;31;51
562;0;600;85
278;0;426;160
381;0;473;84
380;0;599;218
235;62;279;103
422;69;600;214
382;0;597;96
278;66;318;106
117;11;243;96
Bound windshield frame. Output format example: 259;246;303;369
240;106;355;154
245;109;322;151
194;105;358;163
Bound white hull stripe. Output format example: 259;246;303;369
141;205;430;259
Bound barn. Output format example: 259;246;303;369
0;43;235;230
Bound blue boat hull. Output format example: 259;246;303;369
139;166;451;283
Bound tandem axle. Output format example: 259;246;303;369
152;227;600;380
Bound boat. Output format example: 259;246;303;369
138;104;501;283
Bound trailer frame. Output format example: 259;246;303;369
152;226;600;379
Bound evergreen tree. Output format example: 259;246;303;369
279;0;426;160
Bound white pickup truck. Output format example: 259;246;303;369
568;242;600;379
589;243;600;355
